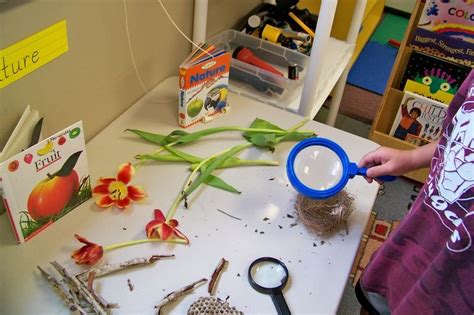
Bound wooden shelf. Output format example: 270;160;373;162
370;0;430;183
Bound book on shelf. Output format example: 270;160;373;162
410;27;474;67
417;1;474;44
400;50;471;104
389;91;448;146
178;43;231;128
411;1;474;66
0;115;91;243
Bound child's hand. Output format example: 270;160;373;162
358;147;414;183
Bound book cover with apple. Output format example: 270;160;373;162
0;121;91;243
178;43;231;128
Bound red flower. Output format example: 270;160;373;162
145;209;189;244
71;234;104;265
92;163;146;209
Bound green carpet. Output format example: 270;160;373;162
370;13;409;45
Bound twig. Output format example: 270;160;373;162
208;258;228;295
51;261;109;315
78;255;175;280
37;266;87;314
155;278;207;315
217;209;242;221
87;271;119;309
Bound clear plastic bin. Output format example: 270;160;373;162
206;30;309;109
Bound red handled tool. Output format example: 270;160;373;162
233;47;284;77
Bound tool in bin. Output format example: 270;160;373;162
288;11;315;38
230;67;284;95
281;28;311;43
233;46;284;77
261;24;285;44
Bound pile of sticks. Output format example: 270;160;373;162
38;255;174;314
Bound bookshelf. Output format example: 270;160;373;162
369;0;428;183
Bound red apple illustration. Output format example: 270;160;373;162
27;151;82;221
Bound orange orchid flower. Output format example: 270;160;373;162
92;163;146;209
71;234;104;265
145;209;189;244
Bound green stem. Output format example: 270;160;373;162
167;193;185;222
287;118;310;132
103;237;188;251
189;159;279;170
175;126;313;144
166;142;252;221
133;141;179;168
165;147;234;221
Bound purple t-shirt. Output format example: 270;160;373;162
362;70;474;314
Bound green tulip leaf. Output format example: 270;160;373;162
203;174;241;194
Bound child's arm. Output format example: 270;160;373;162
358;140;439;183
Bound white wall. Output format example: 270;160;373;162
385;0;416;13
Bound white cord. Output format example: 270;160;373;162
123;0;148;94
157;0;213;58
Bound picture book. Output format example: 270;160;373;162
178;43;231;128
418;1;474;44
0;121;91;243
410;27;474;67
389;91;448;146
400;50;470;104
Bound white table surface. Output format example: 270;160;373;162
0;77;380;315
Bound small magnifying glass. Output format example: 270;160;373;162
248;257;291;315
286;138;396;199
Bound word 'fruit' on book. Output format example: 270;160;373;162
178;43;231;128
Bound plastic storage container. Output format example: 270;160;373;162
206;30;309;110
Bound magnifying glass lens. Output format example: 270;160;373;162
250;260;287;289
293;146;343;190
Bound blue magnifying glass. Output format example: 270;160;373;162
286;138;396;199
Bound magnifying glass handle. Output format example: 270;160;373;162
271;291;291;315
357;167;396;182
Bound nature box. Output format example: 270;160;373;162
390;91;448;146
0;121;91;243
178;43;231;128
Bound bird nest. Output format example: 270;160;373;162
295;190;354;237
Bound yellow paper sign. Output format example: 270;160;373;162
0;20;68;88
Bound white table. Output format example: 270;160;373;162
0;77;379;314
